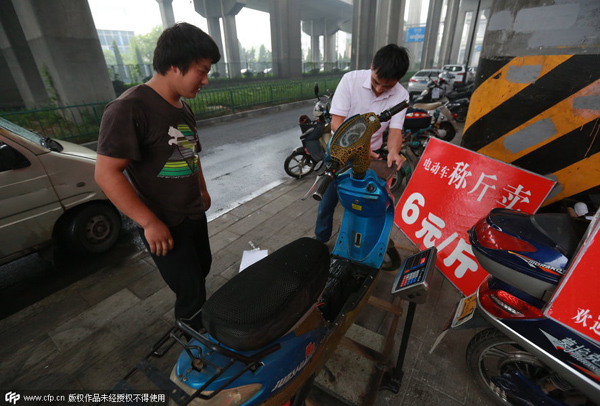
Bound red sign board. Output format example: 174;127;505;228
545;216;600;345
394;138;555;296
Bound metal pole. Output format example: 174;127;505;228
465;0;482;72
379;301;417;393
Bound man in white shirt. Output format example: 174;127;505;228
314;44;410;243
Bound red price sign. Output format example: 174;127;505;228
546;217;600;345
394;138;555;296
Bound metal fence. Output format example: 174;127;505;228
0;77;342;144
106;62;350;82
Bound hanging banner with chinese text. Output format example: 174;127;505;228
545;214;600;345
394;138;556;296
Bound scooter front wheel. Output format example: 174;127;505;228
435;121;456;142
466;328;590;406
284;152;315;179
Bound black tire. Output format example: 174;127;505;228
390;156;411;195
381;239;402;271
60;202;122;255
466;328;589;406
436;121;456;142
284;152;314;179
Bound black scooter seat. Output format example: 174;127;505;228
201;237;330;352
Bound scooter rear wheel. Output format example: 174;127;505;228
284;152;315;179
466;328;590;406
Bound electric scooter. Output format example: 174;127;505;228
112;100;410;406
440;208;599;405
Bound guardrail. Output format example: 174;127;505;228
0;77;341;144
106;62;350;82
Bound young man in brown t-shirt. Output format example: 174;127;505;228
95;23;221;329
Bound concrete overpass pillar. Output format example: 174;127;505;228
222;13;242;77
303;19;339;67
324;31;336;64
438;0;460;66
206;16;225;75
422;0;443;68
193;0;244;78
155;0;176;29
311;33;320;65
375;0;406;49
10;0;114;109
351;0;377;70
0;0;48;108
269;0;302;78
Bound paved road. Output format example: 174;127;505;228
198;104;312;220
0;102;313;318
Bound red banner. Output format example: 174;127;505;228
545;216;600;345
394;138;555;296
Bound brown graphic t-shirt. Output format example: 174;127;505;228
97;84;204;227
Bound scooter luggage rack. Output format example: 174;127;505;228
105;319;281;406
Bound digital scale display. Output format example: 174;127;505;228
391;247;437;304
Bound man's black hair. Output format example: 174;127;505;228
153;23;221;75
372;44;410;81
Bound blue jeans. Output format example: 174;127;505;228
314;181;338;242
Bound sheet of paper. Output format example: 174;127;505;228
239;249;268;272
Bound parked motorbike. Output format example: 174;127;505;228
444;84;473;123
112;100;410;406
408;102;457;143
440;208;599;405
412;71;454;104
284;83;332;178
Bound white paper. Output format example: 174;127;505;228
239;249;268;272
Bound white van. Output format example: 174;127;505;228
0;117;121;265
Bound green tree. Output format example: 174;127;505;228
130;26;162;64
257;44;271;63
103;49;116;65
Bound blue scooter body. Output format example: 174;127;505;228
333;169;395;269
174;326;327;404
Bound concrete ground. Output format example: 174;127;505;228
0;172;492;405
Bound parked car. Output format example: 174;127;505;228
0;118;121;265
442;64;475;85
407;69;442;97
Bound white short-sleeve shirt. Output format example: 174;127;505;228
330;69;409;150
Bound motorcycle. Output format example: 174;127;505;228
113;100;410;406
411;71;454;104
284;83;332;179
444;85;473;123
440;207;599;405
403;105;457;153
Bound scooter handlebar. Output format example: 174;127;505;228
313;171;335;201
378;100;409;122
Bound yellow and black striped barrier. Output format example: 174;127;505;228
462;54;600;207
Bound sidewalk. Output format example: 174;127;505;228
0;175;489;405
